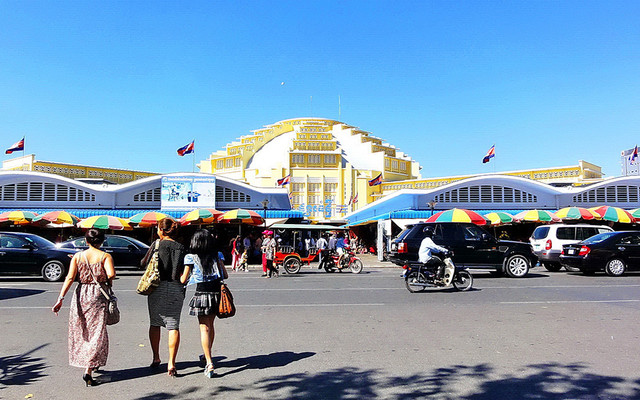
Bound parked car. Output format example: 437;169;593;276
59;235;150;269
389;222;537;277
530;224;613;272
0;232;76;281
560;231;640;276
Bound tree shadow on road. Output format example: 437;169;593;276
0;344;48;390
130;361;640;399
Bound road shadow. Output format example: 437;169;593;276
102;361;200;383
0;288;45;300
0;344;49;390
130;361;640;399
213;351;315;377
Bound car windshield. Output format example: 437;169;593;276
25;235;56;248
583;232;617;244
123;236;149;248
531;227;549;240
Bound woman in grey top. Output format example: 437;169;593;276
142;218;188;377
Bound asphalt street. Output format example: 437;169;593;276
2;262;640;399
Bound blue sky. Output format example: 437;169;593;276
1;1;638;178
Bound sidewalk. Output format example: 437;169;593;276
240;253;398;271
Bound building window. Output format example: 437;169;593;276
324;154;336;164
216;160;224;169
292;154;304;164
308;154;321;165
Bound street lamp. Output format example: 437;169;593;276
261;198;269;229
427;200;437;217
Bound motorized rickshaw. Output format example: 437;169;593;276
270;223;349;274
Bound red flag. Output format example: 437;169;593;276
177;140;195;156
5;137;24;154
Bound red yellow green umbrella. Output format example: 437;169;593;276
554;207;601;221
425;208;487;226
589;206;635;224
485;212;515;226
78;215;132;230
33;210;80;227
129;211;174;228
218;209;264;225
0;210;39;225
179;208;222;226
514;209;560;223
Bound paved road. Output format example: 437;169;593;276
2;265;640;399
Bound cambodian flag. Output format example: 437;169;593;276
277;174;291;186
368;173;382;186
5;137;24;154
482;145;495;164
630;145;638;163
177;140;195;156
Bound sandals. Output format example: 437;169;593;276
204;363;215;378
167;367;177;378
150;360;161;369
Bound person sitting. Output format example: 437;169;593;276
418;227;449;282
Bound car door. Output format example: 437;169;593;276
616;234;640;268
459;225;501;266
0;234;38;272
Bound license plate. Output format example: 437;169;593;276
568;249;576;255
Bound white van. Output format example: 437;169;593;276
530;224;614;271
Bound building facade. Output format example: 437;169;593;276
2;154;157;184
198;118;421;221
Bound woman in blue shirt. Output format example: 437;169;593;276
183;229;228;378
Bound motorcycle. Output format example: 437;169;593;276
323;247;363;274
403;256;473;293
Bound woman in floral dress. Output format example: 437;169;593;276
52;229;115;387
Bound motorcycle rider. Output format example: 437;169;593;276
418;227;450;282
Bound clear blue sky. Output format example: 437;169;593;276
1;1;638;178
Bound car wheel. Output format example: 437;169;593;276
42;260;65;282
605;258;627;277
543;262;562;272
505;255;530;278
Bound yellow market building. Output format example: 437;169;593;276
198;118;421;220
198;117;604;222
2;154;157;184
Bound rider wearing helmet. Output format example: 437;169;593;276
418;227;450;282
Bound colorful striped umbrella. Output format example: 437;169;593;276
554;207;601;221
514;209;560;223
589;206;635;224
129;211;174;227
425;208;487;226
78;215;132;230
179;208;222;226
628;209;640;219
218;209;264;225
485;212;515;226
0;210;39;225
33;210;80;227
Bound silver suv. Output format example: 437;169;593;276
530;224;613;271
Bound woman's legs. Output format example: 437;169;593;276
231;252;238;271
149;326;161;364
167;329;180;373
262;253;268;276
198;315;216;365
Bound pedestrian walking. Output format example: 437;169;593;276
262;230;278;277
316;234;328;270
52;229;115;387
230;235;243;271
142;218;188;377
183;229;229;378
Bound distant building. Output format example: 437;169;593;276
2;154;157;184
198;118;422;221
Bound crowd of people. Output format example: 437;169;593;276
52;218;229;385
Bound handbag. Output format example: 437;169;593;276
84;252;120;326
137;240;161;295
217;282;236;319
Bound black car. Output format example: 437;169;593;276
59;235;150;269
389;222;537;277
0;232;76;281
560;231;640;276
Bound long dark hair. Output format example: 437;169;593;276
189;229;218;275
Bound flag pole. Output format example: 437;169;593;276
192;140;196;173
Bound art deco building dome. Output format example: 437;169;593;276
198;118;421;220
